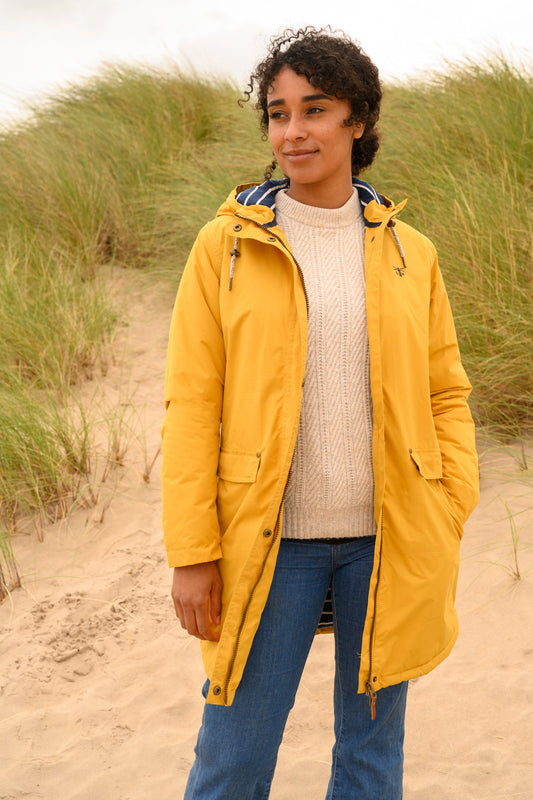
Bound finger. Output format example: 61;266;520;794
210;580;222;627
196;600;220;642
172;594;182;621
172;593;189;634
171;583;184;621
176;607;188;633
182;604;204;640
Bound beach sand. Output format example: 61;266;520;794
1;274;532;800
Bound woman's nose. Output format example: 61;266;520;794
285;114;307;141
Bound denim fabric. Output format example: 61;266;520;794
184;537;407;800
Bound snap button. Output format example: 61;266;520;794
233;224;242;232
212;685;222;696
263;528;273;538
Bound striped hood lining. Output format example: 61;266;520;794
235;177;384;228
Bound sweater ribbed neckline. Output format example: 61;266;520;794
275;188;362;229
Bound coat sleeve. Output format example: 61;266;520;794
162;223;226;567
428;254;479;524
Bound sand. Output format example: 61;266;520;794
1;272;532;800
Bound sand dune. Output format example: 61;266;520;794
1;274;532;800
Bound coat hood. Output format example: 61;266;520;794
217;177;408;290
216;177;406;226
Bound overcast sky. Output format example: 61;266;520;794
0;0;531;122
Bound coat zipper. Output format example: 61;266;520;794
223;506;282;703
222;216;309;705
365;512;384;720
265;229;310;315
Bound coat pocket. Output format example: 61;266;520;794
408;448;442;479
217;450;261;535
409;448;462;530
217;450;261;483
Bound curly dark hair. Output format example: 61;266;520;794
243;26;382;179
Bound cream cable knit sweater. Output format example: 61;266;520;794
277;189;376;540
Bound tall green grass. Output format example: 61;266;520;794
1;56;532;598
0;242;114;389
0;65;273;598
0;66;250;273
367;54;533;439
0;66;268;598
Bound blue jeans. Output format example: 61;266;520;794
184;537;408;800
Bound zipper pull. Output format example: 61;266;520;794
365;681;377;721
229;237;240;291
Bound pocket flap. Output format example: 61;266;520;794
409;448;443;480
217;450;260;483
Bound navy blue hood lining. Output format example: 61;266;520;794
236;178;384;229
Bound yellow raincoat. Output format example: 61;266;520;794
162;179;479;707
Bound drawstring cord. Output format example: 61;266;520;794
387;218;407;272
229;237;240;291
228;217;405;291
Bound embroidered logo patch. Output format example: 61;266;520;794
393;265;406;277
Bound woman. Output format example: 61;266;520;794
162;27;479;800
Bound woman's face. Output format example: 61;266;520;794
267;66;364;208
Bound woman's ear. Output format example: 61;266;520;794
353;121;365;140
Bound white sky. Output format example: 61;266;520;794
0;0;531;123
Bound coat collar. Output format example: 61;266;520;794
217;178;406;230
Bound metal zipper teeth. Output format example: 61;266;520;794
222;213;308;703
365;512;383;712
223;509;281;704
265;229;310;316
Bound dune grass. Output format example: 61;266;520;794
367;54;533;439
1;56;532;598
0;65;270;598
0;242;114;389
0;66;244;273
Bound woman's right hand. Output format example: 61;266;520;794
171;562;223;642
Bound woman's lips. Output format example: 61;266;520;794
282;149;317;161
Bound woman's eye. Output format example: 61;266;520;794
307;106;324;114
268;111;285;120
